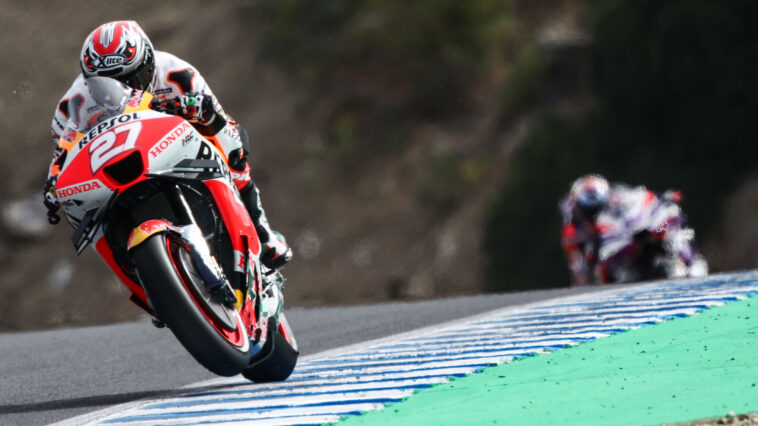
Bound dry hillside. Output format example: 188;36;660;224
0;1;506;329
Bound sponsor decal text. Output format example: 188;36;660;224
150;121;192;158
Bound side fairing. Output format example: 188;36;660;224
55;111;205;225
144;118;203;173
56;178;113;226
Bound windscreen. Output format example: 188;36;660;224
66;76;133;133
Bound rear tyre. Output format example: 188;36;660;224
132;234;251;376
242;322;299;383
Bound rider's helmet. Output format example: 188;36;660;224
80;21;155;91
569;174;610;221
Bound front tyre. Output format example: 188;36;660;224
242;319;299;383
132;234;251;376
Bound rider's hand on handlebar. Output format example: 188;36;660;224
151;93;216;125
43;178;61;225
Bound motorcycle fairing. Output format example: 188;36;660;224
57;111;190;224
50;78;294;376
95;236;148;305
57;108;262;325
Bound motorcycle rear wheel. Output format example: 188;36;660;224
132;234;251;376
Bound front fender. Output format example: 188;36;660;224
127;219;229;294
126;219;181;251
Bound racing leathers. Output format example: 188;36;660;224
46;51;292;269
560;214;601;286
560;185;652;285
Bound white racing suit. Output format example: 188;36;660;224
47;51;291;268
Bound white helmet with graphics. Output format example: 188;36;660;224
80;21;156;91
569;174;610;220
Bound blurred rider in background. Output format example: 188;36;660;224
43;20;292;270
560;174;611;285
559;174;703;286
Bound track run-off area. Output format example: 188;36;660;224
59;272;758;425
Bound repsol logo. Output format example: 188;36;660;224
58;181;102;198
79;112;140;149
150;122;192;158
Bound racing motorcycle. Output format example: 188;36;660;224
50;77;297;381
584;190;708;284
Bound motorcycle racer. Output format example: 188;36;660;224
559;174;610;285
560;174;707;285
44;20;291;270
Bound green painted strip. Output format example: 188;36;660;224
337;297;758;426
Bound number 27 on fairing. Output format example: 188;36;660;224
89;122;142;173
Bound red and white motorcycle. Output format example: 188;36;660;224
591;189;708;284
50;77;297;381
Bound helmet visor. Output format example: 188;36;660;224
119;48;155;91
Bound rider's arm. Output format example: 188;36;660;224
151;52;233;133
151;52;251;190
45;78;85;224
561;223;591;286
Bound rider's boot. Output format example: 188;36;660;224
239;181;293;270
225;125;292;271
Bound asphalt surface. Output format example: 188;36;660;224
0;286;612;425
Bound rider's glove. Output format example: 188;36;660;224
151;92;217;126
43;178;61;225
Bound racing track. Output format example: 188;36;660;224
0;285;609;425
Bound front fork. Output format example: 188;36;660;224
127;181;279;353
127;183;234;305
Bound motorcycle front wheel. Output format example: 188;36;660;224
132;234;251;376
242;319;299;383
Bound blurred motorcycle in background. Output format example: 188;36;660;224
562;175;708;286
590;193;708;284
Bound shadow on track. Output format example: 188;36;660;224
0;383;233;415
